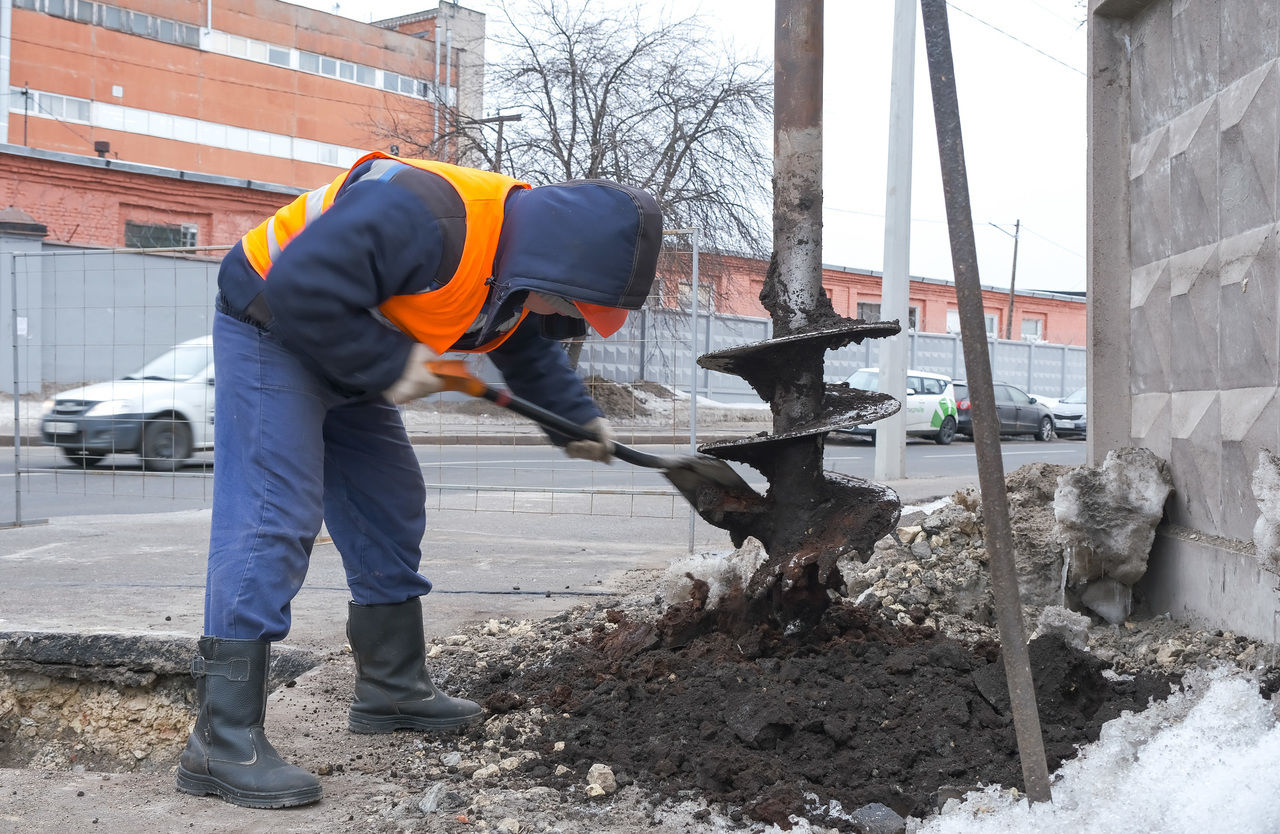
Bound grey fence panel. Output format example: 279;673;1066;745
6;241;1088;406
990;339;1033;392
42;247;218;389
909;332;963;378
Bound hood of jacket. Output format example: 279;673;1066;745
473;180;662;344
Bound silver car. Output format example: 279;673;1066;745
1051;387;1087;439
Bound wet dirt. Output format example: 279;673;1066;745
475;595;1177;829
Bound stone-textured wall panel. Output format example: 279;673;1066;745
1129;259;1171;393
1173;0;1220;110
1131;391;1172;459
1132;2;1174;140
1218;63;1279;237
1168;99;1220;254
1168;391;1221;528
1130;129;1171;267
1218;224;1280;388
1168;243;1219;391
1220;388;1280;540
1219;0;1280;89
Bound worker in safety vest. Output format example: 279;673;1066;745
176;152;662;809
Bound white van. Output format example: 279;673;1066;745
842;367;959;445
39;336;215;470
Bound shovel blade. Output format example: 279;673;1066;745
659;456;767;523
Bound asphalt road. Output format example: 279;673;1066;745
0;436;1086;524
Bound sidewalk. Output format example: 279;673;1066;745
0;411;974;832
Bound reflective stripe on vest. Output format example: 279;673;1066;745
239;151;531;354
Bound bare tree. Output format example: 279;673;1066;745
367;0;773;261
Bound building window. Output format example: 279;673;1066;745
1021;317;1044;342
676;282;714;311
860;302;917;330
124;221;194;249
945;309;996;336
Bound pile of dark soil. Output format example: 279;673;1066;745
478;598;1177;828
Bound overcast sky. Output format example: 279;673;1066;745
287;1;1088;295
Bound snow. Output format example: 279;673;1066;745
910;668;1280;834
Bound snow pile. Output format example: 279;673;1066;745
659;538;768;607
1251;450;1280;570
912;668;1280;834
1054;447;1173;624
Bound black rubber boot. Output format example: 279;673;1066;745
175;637;322;809
347;598;484;733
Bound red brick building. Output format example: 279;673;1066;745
660;252;1086;346
1;0;481;246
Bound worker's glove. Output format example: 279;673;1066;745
564;416;615;464
383;343;443;404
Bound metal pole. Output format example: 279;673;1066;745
433;13;442;143
9;252;21;526
0;0;12;145
875;0;916;482
689;229;700;551
919;0;1051;804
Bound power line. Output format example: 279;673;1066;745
945;2;1085;77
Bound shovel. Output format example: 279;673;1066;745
426;360;760;512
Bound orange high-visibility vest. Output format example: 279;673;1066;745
240;151;532;354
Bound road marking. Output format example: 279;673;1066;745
1;542;63;561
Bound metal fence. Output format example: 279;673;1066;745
0;237;1085;529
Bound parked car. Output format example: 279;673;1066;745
952;380;1056;441
842;367;959;445
1051;386;1087;439
39;336;215;470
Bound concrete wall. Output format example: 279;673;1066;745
1089;0;1280;639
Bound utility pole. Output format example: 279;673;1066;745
1002;219;1021;340
874;0;917;482
472;112;522;174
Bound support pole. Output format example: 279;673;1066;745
874;0;917;482
919;0;1051;804
8;252;20;527
689;229;700;551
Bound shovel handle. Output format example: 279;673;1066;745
426;360;666;469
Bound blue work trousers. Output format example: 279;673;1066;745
204;310;432;641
